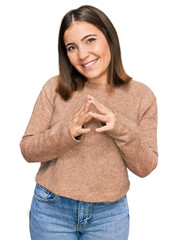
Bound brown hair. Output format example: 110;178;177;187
57;5;132;100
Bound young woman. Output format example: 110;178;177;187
20;5;158;240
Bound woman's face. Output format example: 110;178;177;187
64;21;111;84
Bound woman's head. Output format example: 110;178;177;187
64;21;111;85
57;5;131;100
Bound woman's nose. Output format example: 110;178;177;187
78;46;89;60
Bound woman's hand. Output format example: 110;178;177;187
70;95;93;138
88;96;116;133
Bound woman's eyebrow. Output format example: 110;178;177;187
81;34;97;41
65;34;97;47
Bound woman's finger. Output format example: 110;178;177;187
90;97;109;114
78;112;93;126
79;95;92;114
88;112;107;122
80;128;91;134
83;99;92;114
95;125;111;133
85;113;93;123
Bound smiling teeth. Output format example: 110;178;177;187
83;59;97;68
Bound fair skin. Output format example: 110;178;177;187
64;21;116;137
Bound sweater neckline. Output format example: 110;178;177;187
85;81;108;89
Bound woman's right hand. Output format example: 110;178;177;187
69;95;93;138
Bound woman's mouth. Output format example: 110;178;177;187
82;59;98;69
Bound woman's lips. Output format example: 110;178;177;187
82;59;98;69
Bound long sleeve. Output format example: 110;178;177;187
20;81;81;163
107;87;158;178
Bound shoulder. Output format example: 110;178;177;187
43;75;60;91
125;79;157;101
40;75;60;104
132;79;156;98
130;80;158;120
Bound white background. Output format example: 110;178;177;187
0;0;178;239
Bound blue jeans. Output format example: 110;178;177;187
30;183;130;240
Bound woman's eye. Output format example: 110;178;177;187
67;46;76;52
87;38;96;43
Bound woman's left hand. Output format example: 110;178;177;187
88;96;116;133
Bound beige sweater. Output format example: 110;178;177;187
20;76;158;202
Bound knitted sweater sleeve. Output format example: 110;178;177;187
107;86;158;178
20;79;81;163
